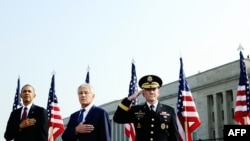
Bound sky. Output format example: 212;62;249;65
1;0;250;138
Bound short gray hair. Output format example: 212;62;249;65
77;83;95;94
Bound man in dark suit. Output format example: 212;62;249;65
4;84;48;141
113;75;179;141
62;83;111;141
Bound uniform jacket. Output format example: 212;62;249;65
4;104;48;141
113;98;179;141
62;105;111;141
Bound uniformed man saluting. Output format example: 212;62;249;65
113;74;179;141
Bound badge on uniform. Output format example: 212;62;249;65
161;123;166;129
135;110;145;119
161;123;168;129
160;111;170;118
137;123;141;128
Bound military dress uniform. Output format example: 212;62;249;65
113;75;179;141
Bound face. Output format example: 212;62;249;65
78;85;95;108
20;85;36;106
142;88;160;104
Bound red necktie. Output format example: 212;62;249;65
21;107;27;120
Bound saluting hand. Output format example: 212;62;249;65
128;90;143;101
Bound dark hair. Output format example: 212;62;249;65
21;84;35;92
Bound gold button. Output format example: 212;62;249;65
151;124;154;127
150;131;154;134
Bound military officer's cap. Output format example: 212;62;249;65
138;75;162;89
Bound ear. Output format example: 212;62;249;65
20;93;24;98
142;90;145;97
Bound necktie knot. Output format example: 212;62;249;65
150;105;155;112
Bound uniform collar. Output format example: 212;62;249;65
146;101;158;111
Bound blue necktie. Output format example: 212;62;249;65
77;109;85;123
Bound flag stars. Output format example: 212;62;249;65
12;78;22;111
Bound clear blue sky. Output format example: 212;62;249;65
1;0;250;138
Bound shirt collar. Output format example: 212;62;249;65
146;101;158;111
22;103;32;116
80;103;93;113
23;103;32;110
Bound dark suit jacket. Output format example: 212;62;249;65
62;105;111;141
113;98;179;141
4;104;48;141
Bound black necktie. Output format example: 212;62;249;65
150;105;155;112
21;107;27;121
78;109;85;123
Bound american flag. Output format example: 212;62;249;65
85;66;90;83
124;61;138;141
12;77;22;111
47;74;65;141
177;57;201;141
234;50;250;125
85;71;90;83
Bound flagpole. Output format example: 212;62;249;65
184;121;188;141
87;65;90;72
51;70;56;75
132;58;135;64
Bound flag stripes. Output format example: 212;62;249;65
234;50;250;125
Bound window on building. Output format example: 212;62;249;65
212;129;215;138
232;108;234;119
212;111;215;122
222;110;224;121
217;92;223;103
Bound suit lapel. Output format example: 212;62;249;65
85;105;96;121
17;108;22;120
28;104;36;118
